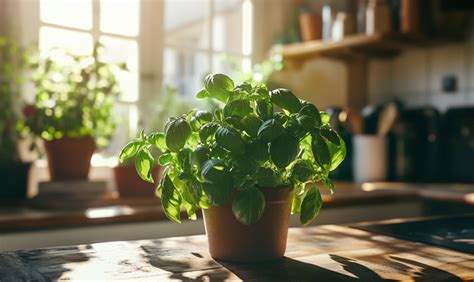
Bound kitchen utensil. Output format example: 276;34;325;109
377;102;399;136
353;134;387;183
341;107;364;135
393;107;441;182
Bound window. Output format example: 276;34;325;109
38;0;140;160
36;0;253;161
163;0;253;98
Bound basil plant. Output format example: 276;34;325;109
119;74;346;225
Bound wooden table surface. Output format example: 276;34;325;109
3;182;474;233
1;223;473;281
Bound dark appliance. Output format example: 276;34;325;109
443;107;474;183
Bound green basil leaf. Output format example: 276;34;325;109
200;159;231;184
147;133;166;151
235;82;252;93
194;110;213;123
135;147;155;183
224;116;245;131
165;118;192;152
297;115;315;130
232;154;256;175
320;112;330;124
270;133;299;168
290;160;315;182
320;128;340;146
299;102;321;125
256;167;279;187
119;140;142;163
232;186;265;225
191;144;210;167
223;99;252;118
215;127;245;154
202;181;234;206
256;99;273;120
246;139;269;163
257;118;283;142
270;88;301;113
327;134;346;171
196;88;210;99
311;132;331;170
158;152;174;166
204;73;234;102
199;122;219;143
242;114;263;137
300;187;323;226
160;175;182;223
177;148;192;170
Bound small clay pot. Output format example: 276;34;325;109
44;137;96;181
113;164;162;197
203;187;291;262
0;162;31;199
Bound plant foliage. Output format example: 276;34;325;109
21;43;124;147
0;37;29;164
120;73;346;225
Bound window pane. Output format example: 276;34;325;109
99;36;139;102
163;48;209;98
39;26;93;55
101;103;138;156
40;0;92;30
100;0;140;36
212;53;245;82
213;0;247;54
165;0;209;49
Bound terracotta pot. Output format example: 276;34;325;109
113;165;162;197
44;137;96;181
203;187;291;262
0;162;31;199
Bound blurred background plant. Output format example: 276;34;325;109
221;47;284;88
20;43;125;148
0;37;29;165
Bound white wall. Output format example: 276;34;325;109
368;33;474;111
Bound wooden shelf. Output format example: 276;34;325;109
281;33;436;62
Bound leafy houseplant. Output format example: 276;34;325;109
0;37;31;198
119;73;346;261
23;44;124;180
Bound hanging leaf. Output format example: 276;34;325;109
232;186;265;225
191;144;210;167
300;187;323;226
246;139;269;163
134;147;155;183
160;175;182;223
320;128;340;146
147;133;166;151
256;99;273;120
269;133;299;168
199;122;219;144
256;167;279;187
311;131;331;170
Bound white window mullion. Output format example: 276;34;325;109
91;0;100;41
208;0;214;73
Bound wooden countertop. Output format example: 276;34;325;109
1;182;473;233
1;219;473;281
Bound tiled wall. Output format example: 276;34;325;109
368;36;474;112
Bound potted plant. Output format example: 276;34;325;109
0;37;32;199
119;73;346;262
22;44;124;181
